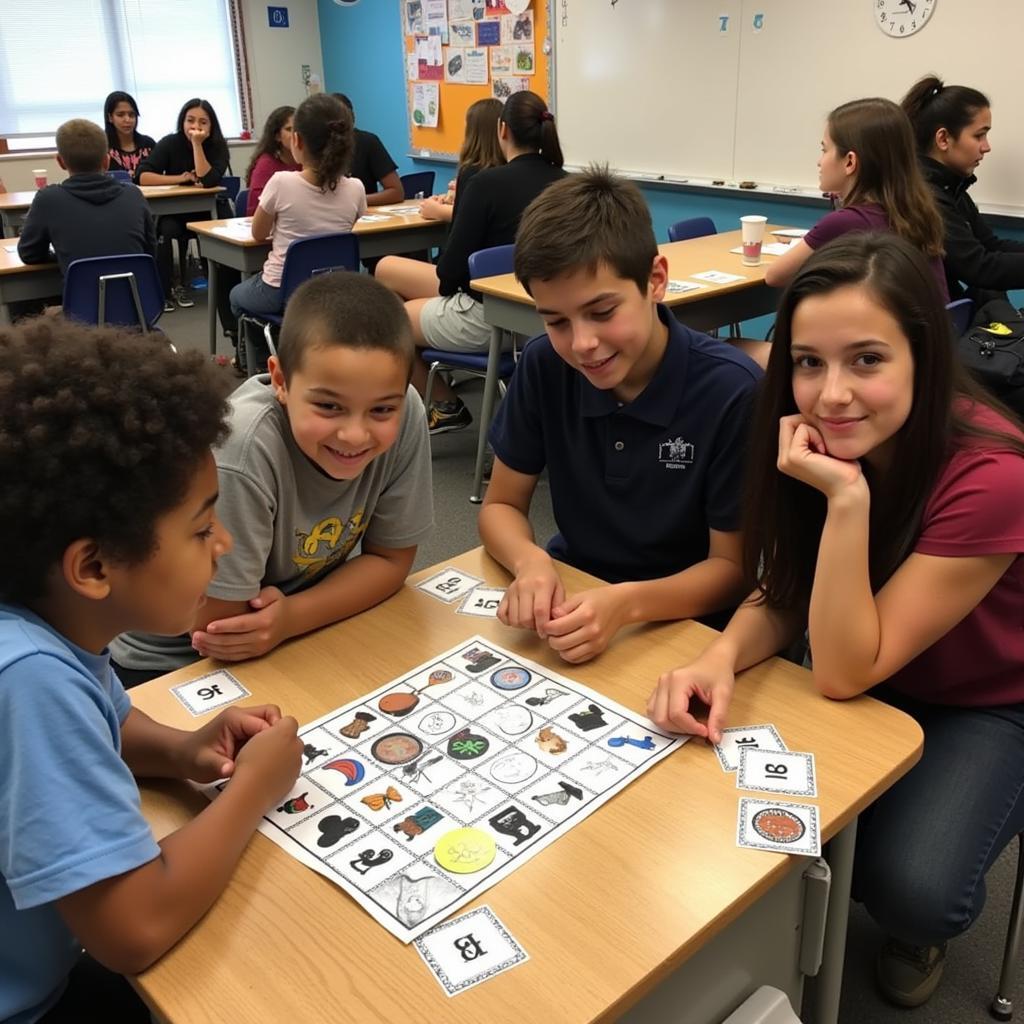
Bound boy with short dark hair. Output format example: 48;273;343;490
0;319;302;1022
18;118;156;275
113;272;434;680
480;167;762;663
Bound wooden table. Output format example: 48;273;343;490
187;201;448;353
0;245;60;324
130;549;921;1024
0;184;223;237
464;226;787;505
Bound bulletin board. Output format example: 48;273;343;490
401;0;553;160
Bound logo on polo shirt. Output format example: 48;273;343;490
658;436;695;470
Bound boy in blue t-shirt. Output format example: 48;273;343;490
0;320;302;1023
481;167;763;663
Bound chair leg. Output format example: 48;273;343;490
470;327;503;504
424;360;442;414
992;833;1024;1021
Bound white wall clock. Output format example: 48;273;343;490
874;0;936;37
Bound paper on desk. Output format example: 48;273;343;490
666;279;707;294
728;242;796;256
358;214;394;223
770;228;809;238
376;204;422;214
140;184;178;191
3;244;18;253
211;222;254;239
691;270;747;285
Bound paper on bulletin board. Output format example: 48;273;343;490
444;46;488;84
475;18;501;44
504;0;532;14
490;46;513;76
405;0;424;33
501;9;532;42
513;43;534;74
484;0;512;13
412;82;440;127
407;53;419;81
416;34;444;80
425;0;449;42
448;19;476;45
492;76;530;100
448;0;483;19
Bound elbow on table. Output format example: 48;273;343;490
813;672;868;701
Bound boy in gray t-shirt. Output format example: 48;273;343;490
112;273;433;680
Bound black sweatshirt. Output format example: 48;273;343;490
135;132;229;188
17;173;157;276
921;156;1024;302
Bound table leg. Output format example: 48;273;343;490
470;326;503;504
0;301;11;327
207;260;219;355
812;816;857;1024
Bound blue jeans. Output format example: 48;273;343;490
852;687;1024;946
229;273;282;319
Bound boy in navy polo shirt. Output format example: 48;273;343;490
480;167;762;663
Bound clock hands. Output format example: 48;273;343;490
898;0;916;13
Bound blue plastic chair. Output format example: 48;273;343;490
108;169;132;183
221;175;241;203
422;243;518;502
235;188;251;218
946;297;974;336
400;171;435;199
667;216;717;243
62;254;164;332
236;232;360;373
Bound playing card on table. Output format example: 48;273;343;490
691;269;746;285
713;723;787;772
737;797;821;856
737;747;817;797
456;586;506;617
415;905;528;996
170;669;250;716
415;567;485;604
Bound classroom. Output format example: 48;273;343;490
2;2;1023;1023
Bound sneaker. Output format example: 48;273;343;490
875;939;947;1008
428;400;472;435
172;285;194;309
163;298;175;313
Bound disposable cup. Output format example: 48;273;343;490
32;169;47;189
741;214;767;266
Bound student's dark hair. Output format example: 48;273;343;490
56;119;108;175
0;319;230;605
743;232;1024;613
459;98;504;172
514;165;656;295
828;97;944;256
175;98;229;161
500;91;563;168
102;90;142;152
293;93;354;191
277;272;415;383
245;105;296;185
333;93;354;115
900;75;991;155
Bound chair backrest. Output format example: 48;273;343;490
467;243;515;280
668;216;717;243
62;254;164;330
946;297;974;336
221;175;241;202
279;232;361;304
108;169;131;183
235;188;250;218
400;171;435;200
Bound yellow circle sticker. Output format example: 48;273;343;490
434;828;497;874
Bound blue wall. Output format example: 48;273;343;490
317;0;1024;323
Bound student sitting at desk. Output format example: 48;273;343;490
102;90;155;178
376;90;565;434
0;320;302;1023
333;93;403;207
479;168;761;664
650;234;1024;1009
243;104;299;217
764;97;948;302
18;118;155;276
902;75;1024;306
112;273;433;683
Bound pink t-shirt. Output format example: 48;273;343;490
258;171;367;287
887;405;1024;707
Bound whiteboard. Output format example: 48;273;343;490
555;0;1024;210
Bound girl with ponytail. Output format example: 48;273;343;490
229;93;367;324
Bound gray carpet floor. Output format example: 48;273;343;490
163;291;1021;1024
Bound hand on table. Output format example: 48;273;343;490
498;556;565;637
647;653;736;742
542;585;630;664
230;715;303;804
191;587;292;662
177;704;285;782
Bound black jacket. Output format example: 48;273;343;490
135;132;229;188
17;173;157;276
921;156;1024;302
437;153;565;298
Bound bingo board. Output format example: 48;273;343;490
208;636;685;942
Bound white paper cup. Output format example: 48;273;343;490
740;215;768;266
32;169;47;189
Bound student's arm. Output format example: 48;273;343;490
137;137;194;186
647;593;803;740
15;194;53;264
479;458;566;635
543;528;749;664
419;194;453;222
943;203;1024;290
367;170;403;207
363;135;403;205
247;155;276;214
190;541;416;661
57;715;301;974
250;204;274;242
763;239;812;288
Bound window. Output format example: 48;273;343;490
0;0;251;148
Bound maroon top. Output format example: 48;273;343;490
805;202;950;303
246;152;300;216
886;405;1024;707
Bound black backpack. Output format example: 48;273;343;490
958;299;1024;390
